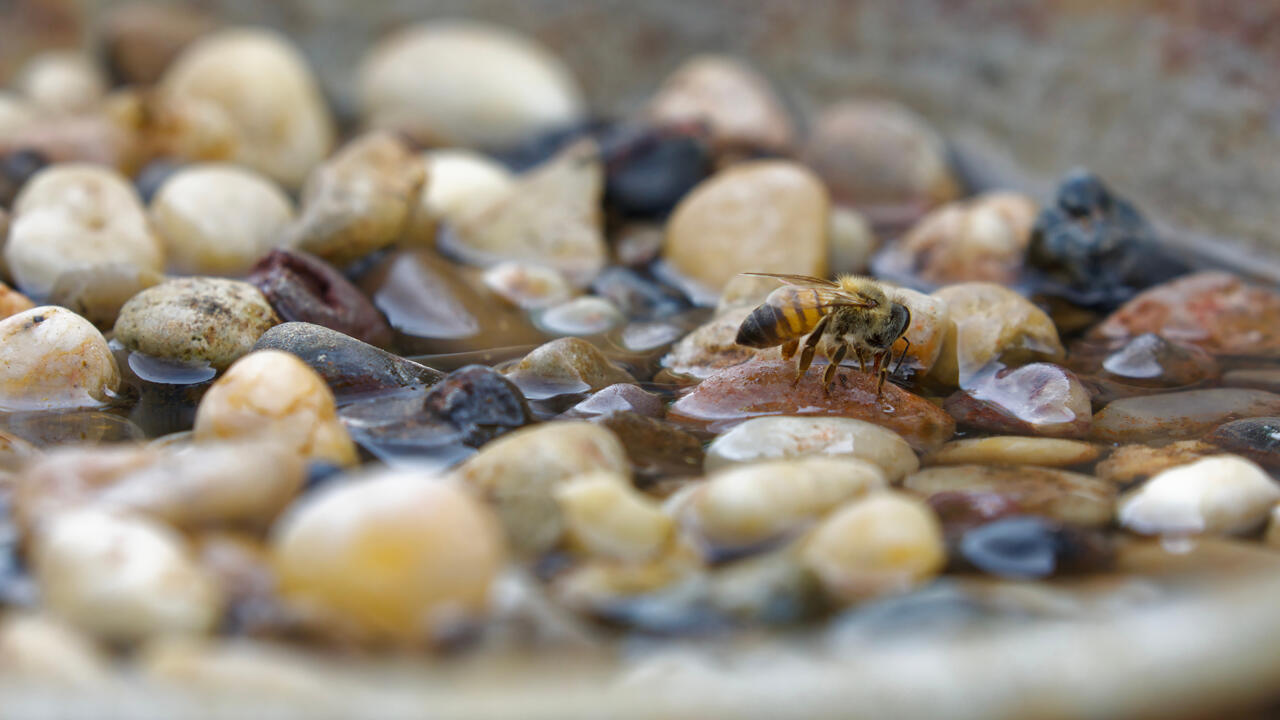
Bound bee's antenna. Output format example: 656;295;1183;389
893;337;911;378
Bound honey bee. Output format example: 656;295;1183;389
735;273;912;397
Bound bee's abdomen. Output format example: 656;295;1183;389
735;291;824;348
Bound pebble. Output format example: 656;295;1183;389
15;51;106;114
358;21;584;148
414;150;515;240
272;470;507;643
801;100;959;228
534;296;625;336
0;410;144;448
926;437;1100;468
614;223;666;268
47;264;164;330
590;267;690;321
113;277;280;370
944;363;1092;439
1097;333;1219;387
444;139;606;286
150;164;295;276
1091;388;1280;443
482;262;574;310
504;337;636;400
828;207;879;276
248;250;392;348
253;322;442;399
13;443;304;535
903;465;1116;527
663;160;828;293
554;472;673;563
32;508;222;643
455;421;631;554
926;491;1023;541
703;416;919;482
958;516;1113;580
1094;440;1217;486
0;430;38;472
0;306;120;412
1028;169;1188;309
646;54;794;155
0;613;110;686
100;2;215;85
889;286;951;377
1222;368;1280;393
929;282;1065;386
801;491;946;603
685;458;886;553
289;132;426;266
138;637;332;699
419;364;532;446
7;164;164;298
601;122;712;220
559;383;665;420
1118;455;1280;536
877;192;1037;286
549;542;706;632
0;281;34;319
661;305;770;380
192;350;358;466
667;358;955;452
159;27;335;188
1205;418;1280;469
1090;271;1280;356
590;410;704;481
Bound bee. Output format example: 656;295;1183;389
735;273;912;397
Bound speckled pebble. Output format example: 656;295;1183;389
1094;440;1217;486
0;306;120;412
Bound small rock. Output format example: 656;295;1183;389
889;286;951;377
150;164;295;276
413;150;515;240
1118;455;1280;536
926;491;1024;541
704;416;918;482
646;54;794;155
33;508;222;643
482;262;574;311
591;267;690;321
926;437;1100;468
930;282;1065;386
0;613;110;686
504;337;636;400
1205;418;1280;470
113;277;279;370
549;542;707;633
101;2;215;85
1090;271;1280;356
614;223;666;268
958;516;1113;579
0;410;144;448
685;458;886;554
47;264;164;330
272;470;506;644
0;281;34;319
15;51;106;114
444;139;606;286
1222;368;1280;393
554;472;673;563
248;250;392;348
535;296;625;336
663;160;828;294
602;122;712;219
944;363;1092;439
358;21;584;148
1094;440;1217;486
105;88;237;168
661;305;770;379
420;365;532;446
903;465;1115;527
0;430;38;472
591;411;704;481
667;358;955;452
455;421;631;554
159;28;335;188
7;164;163;298
828;207;878;276
1028;169;1188;309
801;100;960;229
0;306;120;412
559;384;665;420
193;350;357;466
1091;388;1280;443
289;132;425;266
1096;333;1219;387
253;322;442;399
877;192;1037;286
801;491;946;603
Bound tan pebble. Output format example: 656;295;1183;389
139;636;331;698
0;280;34;319
802;491;945;603
904;464;1115;527
33;508;223;643
661;305;774;380
0;613;110;686
889;286;950;375
15;51;107;114
1118;455;1280;536
272;470;506;644
646;54;794;154
552;540;705;612
0;91;37;136
828;207;879;275
554;472;673;563
1094;440;1216;485
704;416;918;482
1091;389;1280;443
930;282;1064;385
412;149;516;242
927;437;1100;468
881;192;1037;285
1266;505;1280;546
0;306;120;412
482;261;574;310
48;264;164;330
193;350;356;466
504;337;636;400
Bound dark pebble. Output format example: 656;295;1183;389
926;490;1023;542
602;124;712;219
133;158;184;204
420;365;533;447
1205;417;1280;470
590;410;703;483
253;322;443;399
0;149;48;206
958;516;1113;580
590;267;690;321
248;249;393;348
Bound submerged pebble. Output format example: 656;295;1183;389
0;306;120;412
248;250;392;348
1091;388;1280;443
1205;418;1280;469
253;322;442;399
420;364;532;446
1096;333;1218;387
944;363;1092;439
535;296;625;337
504;337;635;400
482;262;574;311
703;416;919;482
559;383;665;420
1118;455;1280;536
904;465;1115;527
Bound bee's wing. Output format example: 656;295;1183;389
813;287;880;309
742;272;839;288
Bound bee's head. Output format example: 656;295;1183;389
889;302;912;341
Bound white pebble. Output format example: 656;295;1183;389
0;306;119;411
1118;455;1280;536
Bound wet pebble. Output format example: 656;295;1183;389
248;250;392;348
801;491;945;603
193;350;357;466
1118;455;1280;536
661;305;771;380
47;264;163;330
419;364;532;446
944;363;1092;439
590;410;704;481
0;613;110;686
150;164;295;275
1222;368;1280;393
878;192;1036;286
554;472;673;563
646;54;794;156
534;296;625;336
0;306;120;412
288;132;425;267
926;491;1023;541
253;322;442;399
0;281;34;319
559;383;665;420
663;161;828;293
482;262;574;311
272;470;507;644
1094;440;1217;486
888;287;952;377
958;516;1112;580
114;277;279;370
1091;388;1280;443
358;21;584;148
930;282;1065;386
33;508;222;643
903;465;1115;527
1205;418;1280;469
703;416;918;482
667;358;955;452
926;437;1100;468
590;267;690;321
504;337;636;400
0;410;144;448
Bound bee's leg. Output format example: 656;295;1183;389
872;351;887;398
854;348;867;373
822;343;848;394
793;316;830;386
780;338;800;360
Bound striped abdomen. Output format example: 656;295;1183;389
734;287;827;348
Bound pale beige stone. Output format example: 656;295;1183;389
0;306;119;411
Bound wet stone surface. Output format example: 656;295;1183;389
420;365;533;447
904;465;1116;527
944;363;1092;439
957;516;1113;580
1205;418;1280;470
248;250;393;349
589;410;703;482
1091;388;1280;443
253;322;443;400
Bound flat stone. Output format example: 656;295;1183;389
926;437;1100;468
1205;417;1280;469
253;322;443;399
903;464;1115;527
703;416;919;482
1092;388;1280;443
